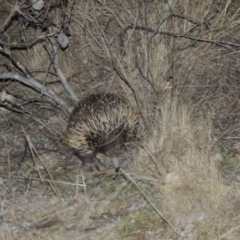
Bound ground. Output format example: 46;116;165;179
1;0;240;239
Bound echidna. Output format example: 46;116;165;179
65;93;139;171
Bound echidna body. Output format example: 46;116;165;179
65;93;139;171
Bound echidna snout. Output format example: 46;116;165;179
65;93;139;171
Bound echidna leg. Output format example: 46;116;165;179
75;151;96;171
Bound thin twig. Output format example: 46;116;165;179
0;45;33;78
219;225;240;240
0;33;56;49
124;24;240;48
22;128;61;199
112;63;147;129
81;169;88;197
0;102;27;114
0;101;32;115
172;13;203;25
120;168;184;237
0;174;86;187
0;4;19;32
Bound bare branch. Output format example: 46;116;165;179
48;28;78;101
123;24;240;48
0;72;71;115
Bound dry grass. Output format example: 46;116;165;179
1;0;240;239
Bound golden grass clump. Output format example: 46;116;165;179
134;90;240;238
